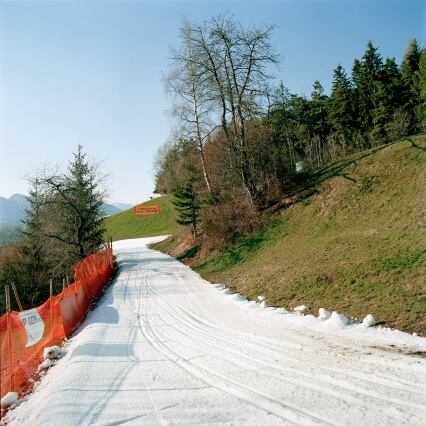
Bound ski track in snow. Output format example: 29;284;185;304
4;237;426;426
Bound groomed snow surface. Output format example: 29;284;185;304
3;237;426;425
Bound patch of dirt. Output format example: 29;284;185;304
370;345;426;358
167;229;195;258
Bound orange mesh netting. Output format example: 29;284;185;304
0;243;113;402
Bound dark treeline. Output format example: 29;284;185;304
155;15;425;247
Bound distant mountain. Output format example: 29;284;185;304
101;204;122;217
0;195;27;227
0;194;134;228
110;202;135;211
9;194;29;204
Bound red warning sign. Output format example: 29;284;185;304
134;205;161;216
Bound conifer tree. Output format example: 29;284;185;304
23;145;108;277
310;81;329;140
172;182;201;239
352;41;384;143
22;179;49;281
328;64;354;136
401;38;422;97
371;57;404;141
63;145;106;260
414;48;426;130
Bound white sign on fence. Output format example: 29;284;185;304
18;309;45;347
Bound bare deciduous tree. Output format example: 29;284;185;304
164;18;217;193
164;14;281;207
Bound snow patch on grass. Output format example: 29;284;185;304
362;314;376;328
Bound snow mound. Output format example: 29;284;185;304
294;305;309;312
318;308;332;319
362;314;376;328
1;392;19;409
326;311;349;328
38;359;52;370
43;345;64;360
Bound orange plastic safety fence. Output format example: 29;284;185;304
0;244;113;401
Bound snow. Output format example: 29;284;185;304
42;345;64;360
3;237;426;425
326;311;349;328
0;394;18;409
37;359;52;371
293;304;309;312
318;307;332;319
363;314;377;328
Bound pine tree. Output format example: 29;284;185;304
14;181;52;308
172;182;201;239
369;57;404;142
377;57;409;140
414;48;426;131
22;180;48;278
306;81;329;165
310;81;329;137
63;145;106;260
23;145;108;278
352;41;383;143
401;38;422;98
328;64;354;135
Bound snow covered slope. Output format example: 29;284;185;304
4;238;426;425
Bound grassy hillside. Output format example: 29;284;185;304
104;195;178;241
158;135;425;336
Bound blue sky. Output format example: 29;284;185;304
0;0;424;205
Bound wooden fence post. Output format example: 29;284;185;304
7;311;14;392
5;286;14;391
49;279;54;342
109;236;113;269
5;284;11;312
11;282;24;312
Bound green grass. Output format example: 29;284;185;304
103;195;178;241
107;135;426;336
189;135;426;336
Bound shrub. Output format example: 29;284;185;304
201;190;260;249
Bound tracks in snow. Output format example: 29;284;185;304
10;239;423;426
120;247;426;425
